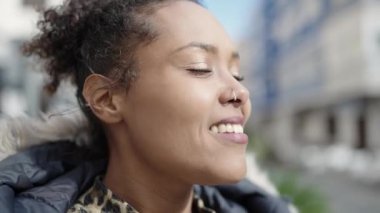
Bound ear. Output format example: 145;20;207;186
82;74;124;124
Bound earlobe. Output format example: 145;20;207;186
83;74;124;124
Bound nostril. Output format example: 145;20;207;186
220;88;247;105
228;98;241;104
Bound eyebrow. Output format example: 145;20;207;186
171;41;240;60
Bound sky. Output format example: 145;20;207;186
0;0;257;42
202;0;257;41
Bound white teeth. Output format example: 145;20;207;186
210;123;244;134
233;124;240;133
219;124;226;133
226;124;233;133
211;126;218;133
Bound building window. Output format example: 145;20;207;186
327;112;337;143
356;112;367;149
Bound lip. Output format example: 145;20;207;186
214;132;249;145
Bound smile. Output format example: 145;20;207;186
210;123;244;134
209;119;248;144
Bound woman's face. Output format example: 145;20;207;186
119;1;251;184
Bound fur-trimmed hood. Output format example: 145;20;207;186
0;111;89;158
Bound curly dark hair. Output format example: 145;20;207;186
23;0;201;154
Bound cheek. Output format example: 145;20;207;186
150;75;213;119
125;78;215;152
122;80;217;177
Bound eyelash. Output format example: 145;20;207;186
186;69;245;82
186;68;212;76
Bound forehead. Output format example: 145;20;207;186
147;1;237;53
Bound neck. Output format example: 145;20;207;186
104;142;194;213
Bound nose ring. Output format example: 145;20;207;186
232;89;237;102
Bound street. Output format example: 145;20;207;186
298;170;380;213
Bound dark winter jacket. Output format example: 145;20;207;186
0;142;291;213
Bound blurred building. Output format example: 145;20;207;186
248;0;380;181
0;0;63;116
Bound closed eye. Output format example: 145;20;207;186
186;68;212;75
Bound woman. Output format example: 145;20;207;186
0;0;295;212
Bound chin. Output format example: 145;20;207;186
199;159;247;185
220;163;247;184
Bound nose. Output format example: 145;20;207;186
219;81;250;108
